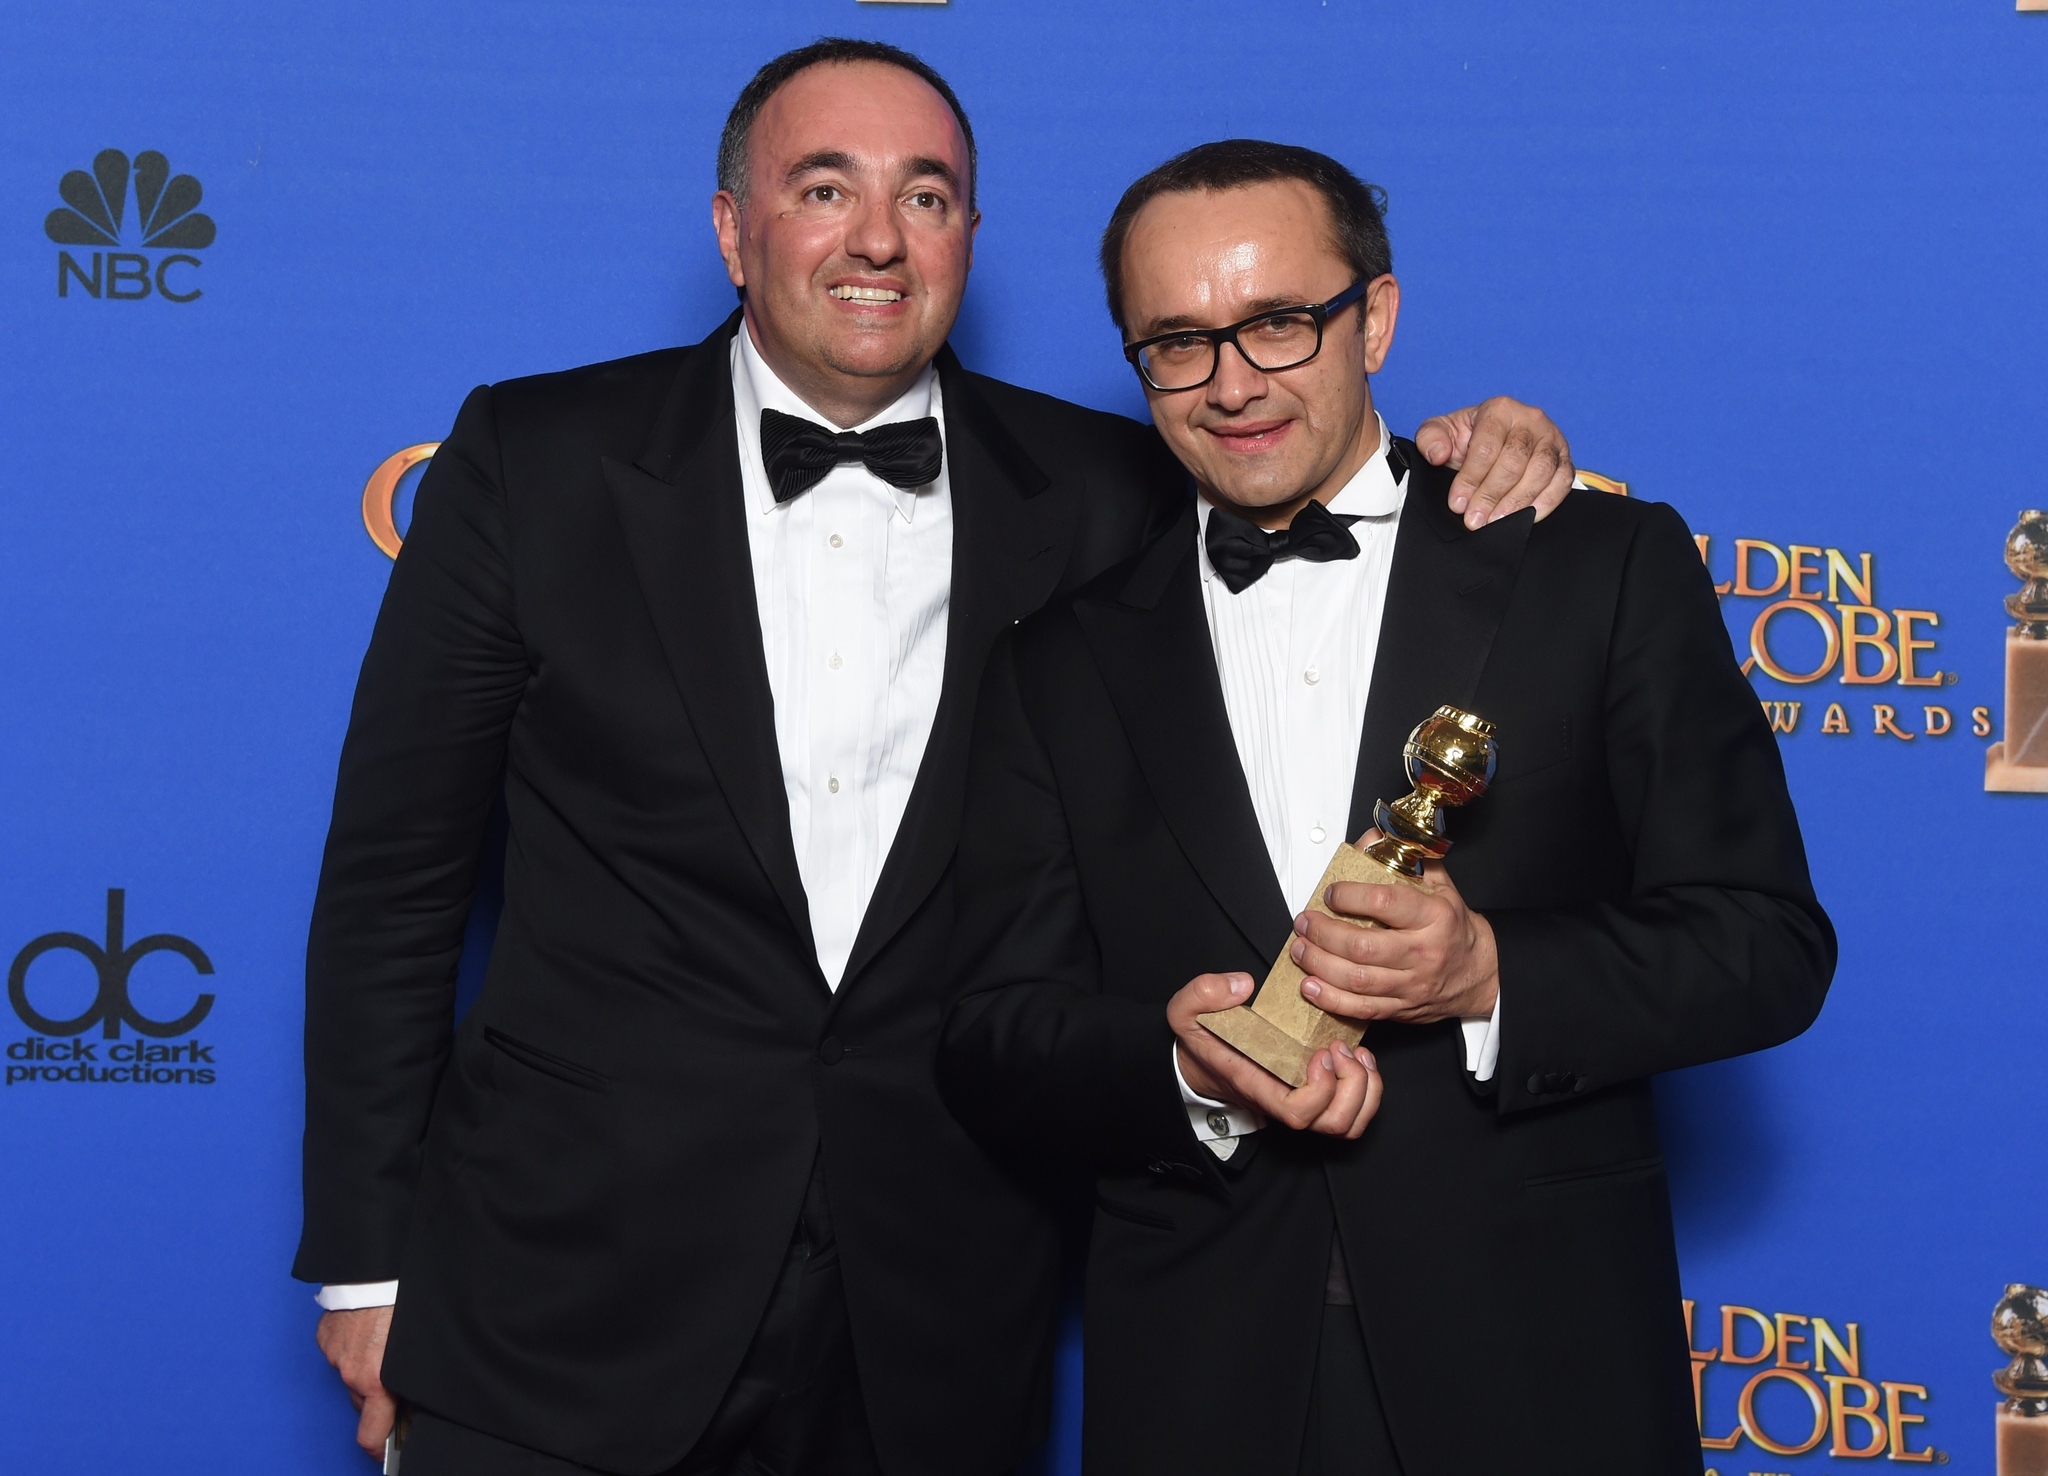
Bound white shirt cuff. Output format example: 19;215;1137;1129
1459;993;1503;1083
1173;1044;1264;1158
316;1281;398;1311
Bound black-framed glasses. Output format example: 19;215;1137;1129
1122;280;1369;393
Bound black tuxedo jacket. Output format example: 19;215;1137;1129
938;448;1836;1476
294;312;1184;1475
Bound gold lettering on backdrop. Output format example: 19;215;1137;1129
1734;539;1791;598
1874;704;1914;740
1690;1301;1936;1463
1688;528;1983;740
1749;600;1839;683
362;443;440;558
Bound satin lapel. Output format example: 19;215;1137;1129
1346;444;1534;838
601;311;818;963
839;350;1068;987
1075;510;1292;960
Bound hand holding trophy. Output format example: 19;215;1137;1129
1199;706;1499;1086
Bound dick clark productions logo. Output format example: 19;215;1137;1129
44;148;215;303
6;890;220;1088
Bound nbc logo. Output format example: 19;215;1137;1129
44;148;215;303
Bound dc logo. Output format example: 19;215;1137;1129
8;889;215;1039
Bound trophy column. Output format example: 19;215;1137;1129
1987;510;2048;793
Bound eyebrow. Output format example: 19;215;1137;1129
1138;295;1312;337
783;150;961;193
785;150;858;185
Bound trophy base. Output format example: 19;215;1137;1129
1198;1002;1360;1089
1197;843;1423;1088
1988;743;2048;793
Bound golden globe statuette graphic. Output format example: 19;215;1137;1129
1994;1285;2048;1475
1199;706;1498;1087
1987;510;2048;793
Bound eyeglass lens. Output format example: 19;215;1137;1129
1137;310;1324;390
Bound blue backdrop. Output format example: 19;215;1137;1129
3;2;2043;1470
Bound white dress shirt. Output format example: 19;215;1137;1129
1174;417;1501;1161
316;327;954;1312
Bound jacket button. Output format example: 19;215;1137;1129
1571;1075;1588;1093
1527;1073;1545;1095
817;1036;845;1066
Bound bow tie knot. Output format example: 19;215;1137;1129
760;407;944;504
1204;497;1365;594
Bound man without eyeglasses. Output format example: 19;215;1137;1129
939;141;1834;1475
298;44;1582;1476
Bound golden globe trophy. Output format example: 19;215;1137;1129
1987;509;2048;793
1994;1285;2048;1476
1199;706;1498;1086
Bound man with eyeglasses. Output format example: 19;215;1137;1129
939;140;1834;1474
297;41;1590;1476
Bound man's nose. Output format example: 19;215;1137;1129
845;195;908;267
1207;340;1268;412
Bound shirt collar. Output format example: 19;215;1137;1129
1197;413;1407;584
733;323;941;523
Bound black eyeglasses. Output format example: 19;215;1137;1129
1122;280;1369;393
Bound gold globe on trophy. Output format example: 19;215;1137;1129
1199;706;1498;1086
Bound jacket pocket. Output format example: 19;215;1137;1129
1522;1153;1664;1193
483;1026;610;1091
1095;1193;1177;1232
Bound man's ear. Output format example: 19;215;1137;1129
1361;274;1400;375
712;191;746;290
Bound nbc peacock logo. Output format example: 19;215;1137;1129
44;148;215;304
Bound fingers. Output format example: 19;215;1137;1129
1456;425;1540;528
356;1390;397;1458
1316;880;1431;930
1300;971;1404;1023
1187;1028;1335;1125
1306;1042;1365;1135
1345;1048;1385;1138
1411;406;1472;468
1446;398;1573;529
1445;400;1507;519
1529;445;1575;524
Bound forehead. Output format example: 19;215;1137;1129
751;61;968;174
1122;179;1348;310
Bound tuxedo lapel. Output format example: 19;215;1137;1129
839;350;1070;986
602;311;819;967
1075;509;1293;961
1346;443;1533;838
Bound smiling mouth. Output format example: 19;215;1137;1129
1205;420;1292;450
829;285;904;303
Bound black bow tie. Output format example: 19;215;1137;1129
1204;498;1366;594
1202;444;1410;594
760;407;944;504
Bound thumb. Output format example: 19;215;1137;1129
357;1390;397;1457
1198;972;1255;1008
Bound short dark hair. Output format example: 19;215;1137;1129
717;38;978;211
1098;139;1391;334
